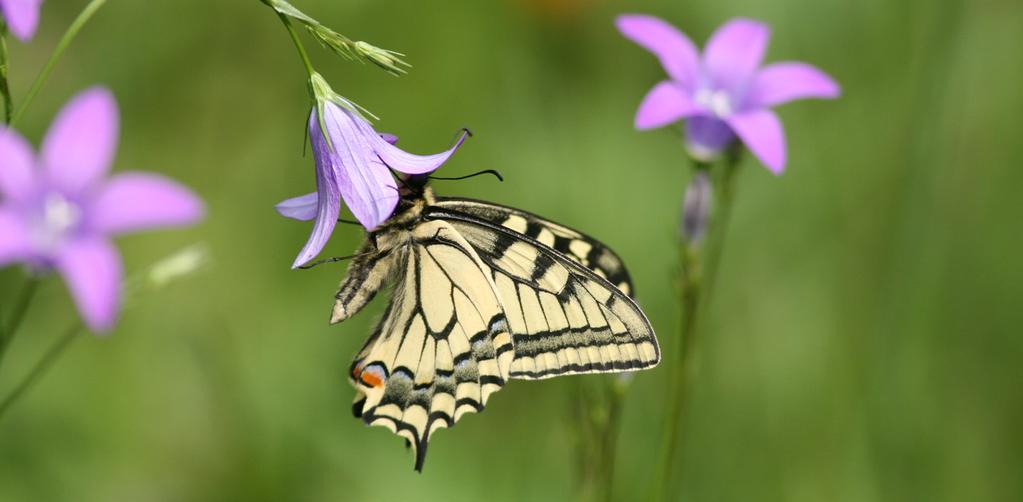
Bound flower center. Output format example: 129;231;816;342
29;192;83;253
694;87;735;118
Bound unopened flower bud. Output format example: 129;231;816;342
680;171;712;244
353;41;410;76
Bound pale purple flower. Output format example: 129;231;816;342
0;87;204;331
276;101;467;269
1;0;43;42
617;15;840;174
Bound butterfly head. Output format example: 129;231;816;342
388;174;436;224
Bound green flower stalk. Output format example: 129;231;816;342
1;27;11;124
0;245;209;422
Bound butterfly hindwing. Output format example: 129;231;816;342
424;204;660;380
344;219;513;471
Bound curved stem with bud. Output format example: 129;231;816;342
261;0;409;76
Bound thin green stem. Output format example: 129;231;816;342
276;12;316;80
0;277;40;371
9;0;107;128
650;158;741;502
1;23;12;124
597;379;626;502
0;323;81;422
702;161;740;302
574;377;626;502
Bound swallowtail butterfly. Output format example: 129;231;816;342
330;175;659;471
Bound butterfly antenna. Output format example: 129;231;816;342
429;169;504;182
298;253;368;269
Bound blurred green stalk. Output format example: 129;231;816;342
651;156;740;501
0;324;81;422
10;0;107;128
574;376;629;502
0;277;39;371
0;245;207;423
1;23;12;124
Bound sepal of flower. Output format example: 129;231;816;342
617;15;841;174
309;72;376;149
264;0;409;76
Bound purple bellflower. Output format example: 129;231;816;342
1;0;43;41
276;74;467;269
617;15;840;173
0;87;204;331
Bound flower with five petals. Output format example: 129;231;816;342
0;88;204;331
617;15;840;173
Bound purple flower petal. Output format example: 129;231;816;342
336;158;398;230
291;111;343;269
0;127;37;202
0;0;43;42
635;81;700;130
55;236;123;332
276;133;395;224
726;110;787;174
684;116;736;160
91;172;204;235
616;14;700;90
363;123;468;175
41;87;119;195
703;18;770;91
275;192;319;221
746;62;841;109
0;208;31;266
325;106;399;229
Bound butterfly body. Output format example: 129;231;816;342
332;178;659;470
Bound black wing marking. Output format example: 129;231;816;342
344;219;513;471
433;197;636;296
424;205;660;380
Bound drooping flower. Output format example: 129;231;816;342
276;74;467;269
617;15;840;173
0;87;204;331
1;0;43;42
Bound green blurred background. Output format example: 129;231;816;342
2;0;1022;500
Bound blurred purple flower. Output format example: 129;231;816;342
1;0;43;41
0;87;204;331
276;101;467;269
617;15;840;174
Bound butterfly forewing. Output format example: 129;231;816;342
424;205;660;380
434;198;636;296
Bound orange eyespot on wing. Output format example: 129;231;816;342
360;369;384;388
352;362;388;389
